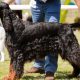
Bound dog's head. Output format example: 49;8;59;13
0;2;10;18
0;2;9;10
0;2;14;32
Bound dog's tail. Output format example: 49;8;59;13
70;23;80;29
70;17;80;29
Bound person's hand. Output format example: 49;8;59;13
41;0;47;3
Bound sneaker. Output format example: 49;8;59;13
25;67;44;74
45;71;54;80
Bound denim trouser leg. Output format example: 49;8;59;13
31;3;60;73
44;10;60;73
31;7;45;69
44;53;58;73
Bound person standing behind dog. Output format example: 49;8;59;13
26;0;61;80
26;0;80;80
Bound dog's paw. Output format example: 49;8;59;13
68;73;79;78
2;74;16;80
2;75;10;80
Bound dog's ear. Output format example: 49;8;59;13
0;8;14;32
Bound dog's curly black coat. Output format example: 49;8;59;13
0;2;80;80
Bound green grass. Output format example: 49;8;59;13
0;52;79;80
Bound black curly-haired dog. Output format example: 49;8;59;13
0;2;80;80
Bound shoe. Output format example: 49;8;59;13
25;67;44;74
45;71;54;80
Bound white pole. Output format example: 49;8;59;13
9;5;78;10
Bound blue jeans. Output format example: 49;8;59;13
31;2;60;73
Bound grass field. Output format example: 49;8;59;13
0;54;79;80
0;29;80;80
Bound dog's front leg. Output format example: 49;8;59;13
8;53;24;80
15;53;24;79
3;60;17;80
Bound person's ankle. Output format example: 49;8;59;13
45;71;54;80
